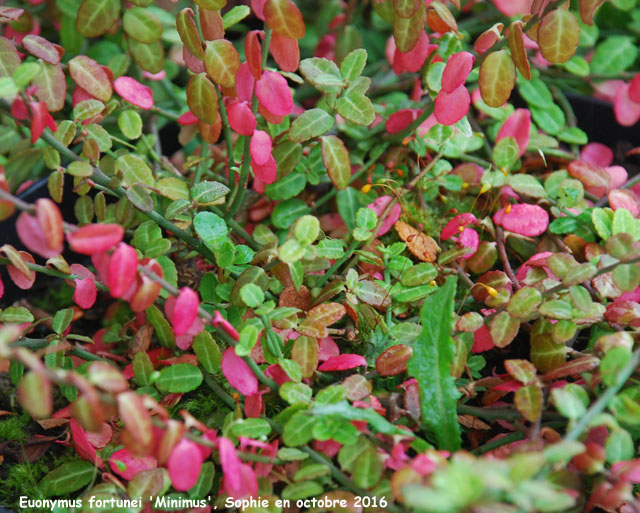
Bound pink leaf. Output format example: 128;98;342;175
224;463;259;499
367;195;401;236
71;263;97;309
250;130;272;165
0;275;4;299
614;82;640;127
491;0;532;16
494;204;549;237
606;165;628;190
397;31;430;73
228;101;256;136
385;108;420;134
6;251;35;290
270;33;300;72
212;310;239;341
221;347;258;395
113;77;154;110
16;212;60;259
236;63;256;103
171;287;199;336
218;437;241;491
70;419;103;468
168;438;203;491
67;224;124;255
581;142;613;167
86;422;112;448
107;243;138;298
251;155;277;185
609;189;640;217
441;51;475;94
255;71;293;117
318;353;366;371
629;73;640;104
612;459;640;483
497;109;531;157
441;213;477;240
472;324;495;353
178;111;198;126
265;364;292;385
30;101;49;143
458;227;479;258
435;85;470;126
318;336;339;361
251;0;267;20
109;448;157;481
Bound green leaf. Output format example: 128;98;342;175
194;211;229;250
508;174;546;198
591;36;638;75
493;136;520;170
155;364;203;393
265;171;306;201
53;308;74;334
193;331;221;373
299;57;344;94
0;306;34;324
289;109;335;143
118;110;143;140
231;418;271;438
340;48;367;80
321;135;350;190
77;0;120;38
407;276;461;451
311;401;410;437
116;154;155;187
222;5;250;29
271;199;311;230
530;104;566;135
283;411;316;446
191;181;230;205
123;7;162;44
336;92;375;126
41;461;95;497
352;448;383;489
240;283;265;308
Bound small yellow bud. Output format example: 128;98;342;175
458;225;465;232
486;286;498;298
505;203;512;214
461;182;470;190
361;184;372;194
480;183;491;194
429;280;436;287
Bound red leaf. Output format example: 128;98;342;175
171;287;199;336
16;212;60;258
367;195;401;236
113;76;154;110
441;213;478;240
107;243;138;298
236;63;256;103
581;142;613;167
67;224;124;255
629;73;640;103
168;438;203;491
385;108;420;134
6;251;35;290
70;419;103;468
177;111;198;126
29;101;48;143
109;448;157;481
441;51;474;94
71;263;97;309
614;82;640;127
318;354;366;371
245;30;263;80
218;437;241;490
221;347;258;395
397;31;430;73
270;33;300;72
251;156;277;184
494;204;549;237
250;130;273;165
497;108;531;157
228;101;256;136
434;85;470;126
255;70;293;117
